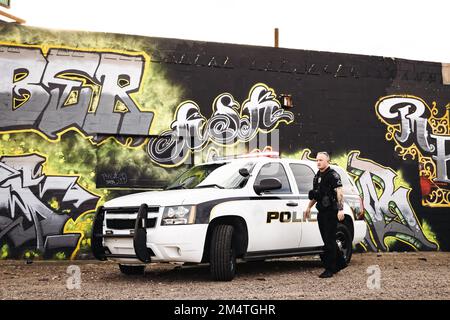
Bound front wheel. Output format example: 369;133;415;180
119;264;145;275
210;224;236;281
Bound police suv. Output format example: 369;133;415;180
92;152;366;281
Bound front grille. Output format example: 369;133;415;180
105;206;159;214
106;217;157;230
104;206;159;230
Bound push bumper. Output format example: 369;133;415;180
91;204;152;263
92;204;207;264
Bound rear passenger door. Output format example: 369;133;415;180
247;162;302;252
289;163;324;248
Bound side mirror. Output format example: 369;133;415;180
254;178;282;195
239;168;250;177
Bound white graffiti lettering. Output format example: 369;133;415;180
147;83;294;166
0;154;99;256
377;97;435;152
376;96;450;183
347;151;438;251
0;44;152;144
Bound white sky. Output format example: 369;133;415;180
5;0;450;63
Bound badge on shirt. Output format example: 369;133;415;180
332;172;341;185
318;177;321;183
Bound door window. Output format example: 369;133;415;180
289;164;315;194
254;162;292;194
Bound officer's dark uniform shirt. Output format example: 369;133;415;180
313;166;343;211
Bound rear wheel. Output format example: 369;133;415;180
336;223;352;264
319;223;352;265
210;224;236;281
119;264;145;275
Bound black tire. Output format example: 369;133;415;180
319;223;353;265
336;223;352;264
119;264;145;275
210;224;236;281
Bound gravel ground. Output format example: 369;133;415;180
0;252;449;300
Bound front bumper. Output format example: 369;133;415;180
92;204;208;264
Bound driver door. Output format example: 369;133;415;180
246;162;302;252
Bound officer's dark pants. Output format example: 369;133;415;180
318;209;345;272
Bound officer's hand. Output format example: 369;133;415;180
303;208;311;220
337;210;345;221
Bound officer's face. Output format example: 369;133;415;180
316;154;329;171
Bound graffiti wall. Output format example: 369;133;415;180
375;96;450;207
0;153;99;259
0;21;449;258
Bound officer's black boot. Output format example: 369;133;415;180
319;270;334;278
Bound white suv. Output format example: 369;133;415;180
92;152;366;281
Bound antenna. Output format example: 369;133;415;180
0;1;26;24
274;28;279;48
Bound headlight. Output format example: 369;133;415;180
161;206;196;225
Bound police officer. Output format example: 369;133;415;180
303;152;347;278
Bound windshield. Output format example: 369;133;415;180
166;161;255;190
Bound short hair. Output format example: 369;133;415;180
317;151;330;161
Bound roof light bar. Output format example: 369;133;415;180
212;147;279;161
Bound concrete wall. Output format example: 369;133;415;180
0;22;448;259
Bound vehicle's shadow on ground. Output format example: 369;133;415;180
100;259;324;283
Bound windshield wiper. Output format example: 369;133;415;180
194;184;224;189
165;184;187;190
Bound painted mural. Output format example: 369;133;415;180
0;153;99;259
345;151;438;251
0;44;153;145
375;96;450;207
0;21;448;259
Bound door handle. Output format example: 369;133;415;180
286;202;298;207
